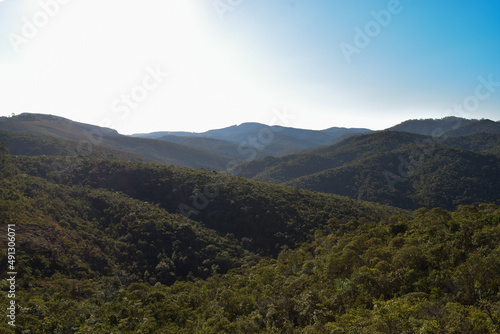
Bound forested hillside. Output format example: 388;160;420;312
235;131;500;210
0;114;233;170
11;154;405;256
236;131;426;181
443;133;500;156
0;130;149;162
1;150;498;333
1;115;499;333
386;117;500;136
443;119;500;137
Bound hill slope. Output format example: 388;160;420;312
287;145;499;210
387;116;500;137
386;116;474;135
443;133;500;156
443;119;500;137
13;155;407;255
1;134;498;333
235;131;429;181
235;131;500;210
133;122;372;157
0;113;232;170
3;165;498;333
0;130;150;161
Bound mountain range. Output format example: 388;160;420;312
0;114;372;168
235;131;500;210
1;113;499;211
1;112;499;332
131;122;372;159
0;113;231;170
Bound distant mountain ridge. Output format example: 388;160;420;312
387;116;500;136
0;113;232;170
2;113;499;179
132;122;371;143
0;113;120;139
1;114;374;166
132;122;373;156
234;130;500;210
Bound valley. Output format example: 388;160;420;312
0;113;499;333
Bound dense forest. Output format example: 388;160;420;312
1;116;499;332
236;131;500;210
1;150;499;332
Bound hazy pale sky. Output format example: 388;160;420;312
0;0;499;134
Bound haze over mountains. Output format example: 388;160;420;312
237;131;499;210
0;113;232;170
2;113;498;163
1;112;498;212
132;122;373;159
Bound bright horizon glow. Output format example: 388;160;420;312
0;0;499;135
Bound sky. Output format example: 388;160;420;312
0;0;499;134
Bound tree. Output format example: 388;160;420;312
0;142;14;177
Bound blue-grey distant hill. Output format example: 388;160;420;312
1;113;499;210
132;122;373;158
0;113;232;170
233;119;500;210
387;116;500;137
